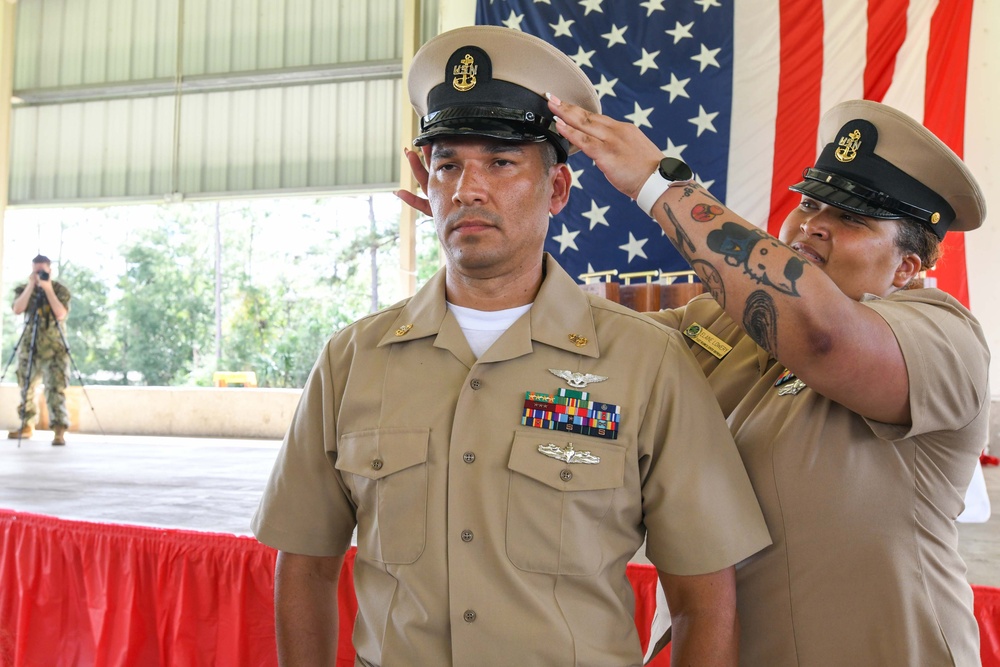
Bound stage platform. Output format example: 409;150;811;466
1;429;997;586
0;431;278;537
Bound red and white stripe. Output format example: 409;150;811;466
726;0;974;306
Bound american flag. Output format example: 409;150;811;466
476;0;975;306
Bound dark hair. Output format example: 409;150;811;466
894;219;941;271
31;254;51;264
539;141;558;172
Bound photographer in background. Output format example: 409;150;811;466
8;254;71;445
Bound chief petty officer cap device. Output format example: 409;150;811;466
789;99;985;240
407;25;601;164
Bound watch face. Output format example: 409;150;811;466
659;157;693;181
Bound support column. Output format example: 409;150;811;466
398;0;423;298
0;1;17;346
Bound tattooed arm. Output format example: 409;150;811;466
547;94;914;425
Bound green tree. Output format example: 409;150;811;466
212;197;405;388
57;262;117;383
117;220;214;385
2;194;432;389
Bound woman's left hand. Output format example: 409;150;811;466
394;147;432;217
548;93;664;200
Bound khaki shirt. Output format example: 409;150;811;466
652;289;989;667
254;256;770;667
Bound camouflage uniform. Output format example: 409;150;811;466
13;281;71;428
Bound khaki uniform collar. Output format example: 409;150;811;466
378;254;600;362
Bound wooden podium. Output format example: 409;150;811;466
579;269;705;313
617;270;662;312
578;270;621;303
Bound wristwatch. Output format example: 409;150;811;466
636;157;694;216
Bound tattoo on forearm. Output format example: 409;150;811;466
690;260;725;309
701;188;723;204
677;182;723;205
662;203;696;257
743;290;779;355
706;222;807;296
691;202;725;222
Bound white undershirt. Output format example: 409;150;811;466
447;302;532;358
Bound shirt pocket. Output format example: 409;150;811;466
336;427;429;564
505;431;626;575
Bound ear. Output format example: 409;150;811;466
892;252;922;289
548;163;572;216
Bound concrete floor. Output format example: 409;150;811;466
958;459;1000;586
0;431;278;536
0;430;997;586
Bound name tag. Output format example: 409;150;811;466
683;322;732;360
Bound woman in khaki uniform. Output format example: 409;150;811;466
544;98;988;665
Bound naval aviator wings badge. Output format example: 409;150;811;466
548;368;608;389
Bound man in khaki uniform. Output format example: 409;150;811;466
8;254;72;446
252;27;770;667
553;95;988;665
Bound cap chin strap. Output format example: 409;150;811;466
416;104;569;161
421;104;555;133
800;168;942;225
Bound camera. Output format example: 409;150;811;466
37;270;49;281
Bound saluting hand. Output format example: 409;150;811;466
547;93;664;202
395;147;433;218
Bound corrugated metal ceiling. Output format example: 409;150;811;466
8;0;435;205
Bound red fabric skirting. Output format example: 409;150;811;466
977;585;1000;667
1;509;996;666
0;510;277;667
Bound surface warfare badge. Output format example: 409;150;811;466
537;443;600;464
774;368;807;396
522;387;620;440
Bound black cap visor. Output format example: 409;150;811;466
415;105;569;162
789;168;954;238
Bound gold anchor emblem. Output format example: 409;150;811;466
835;129;862;163
452;54;478;92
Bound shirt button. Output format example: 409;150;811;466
371;459;383;471
463;452;476;464
464;610;477;623
461;530;474;542
470;378;482;390
559;469;573;482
